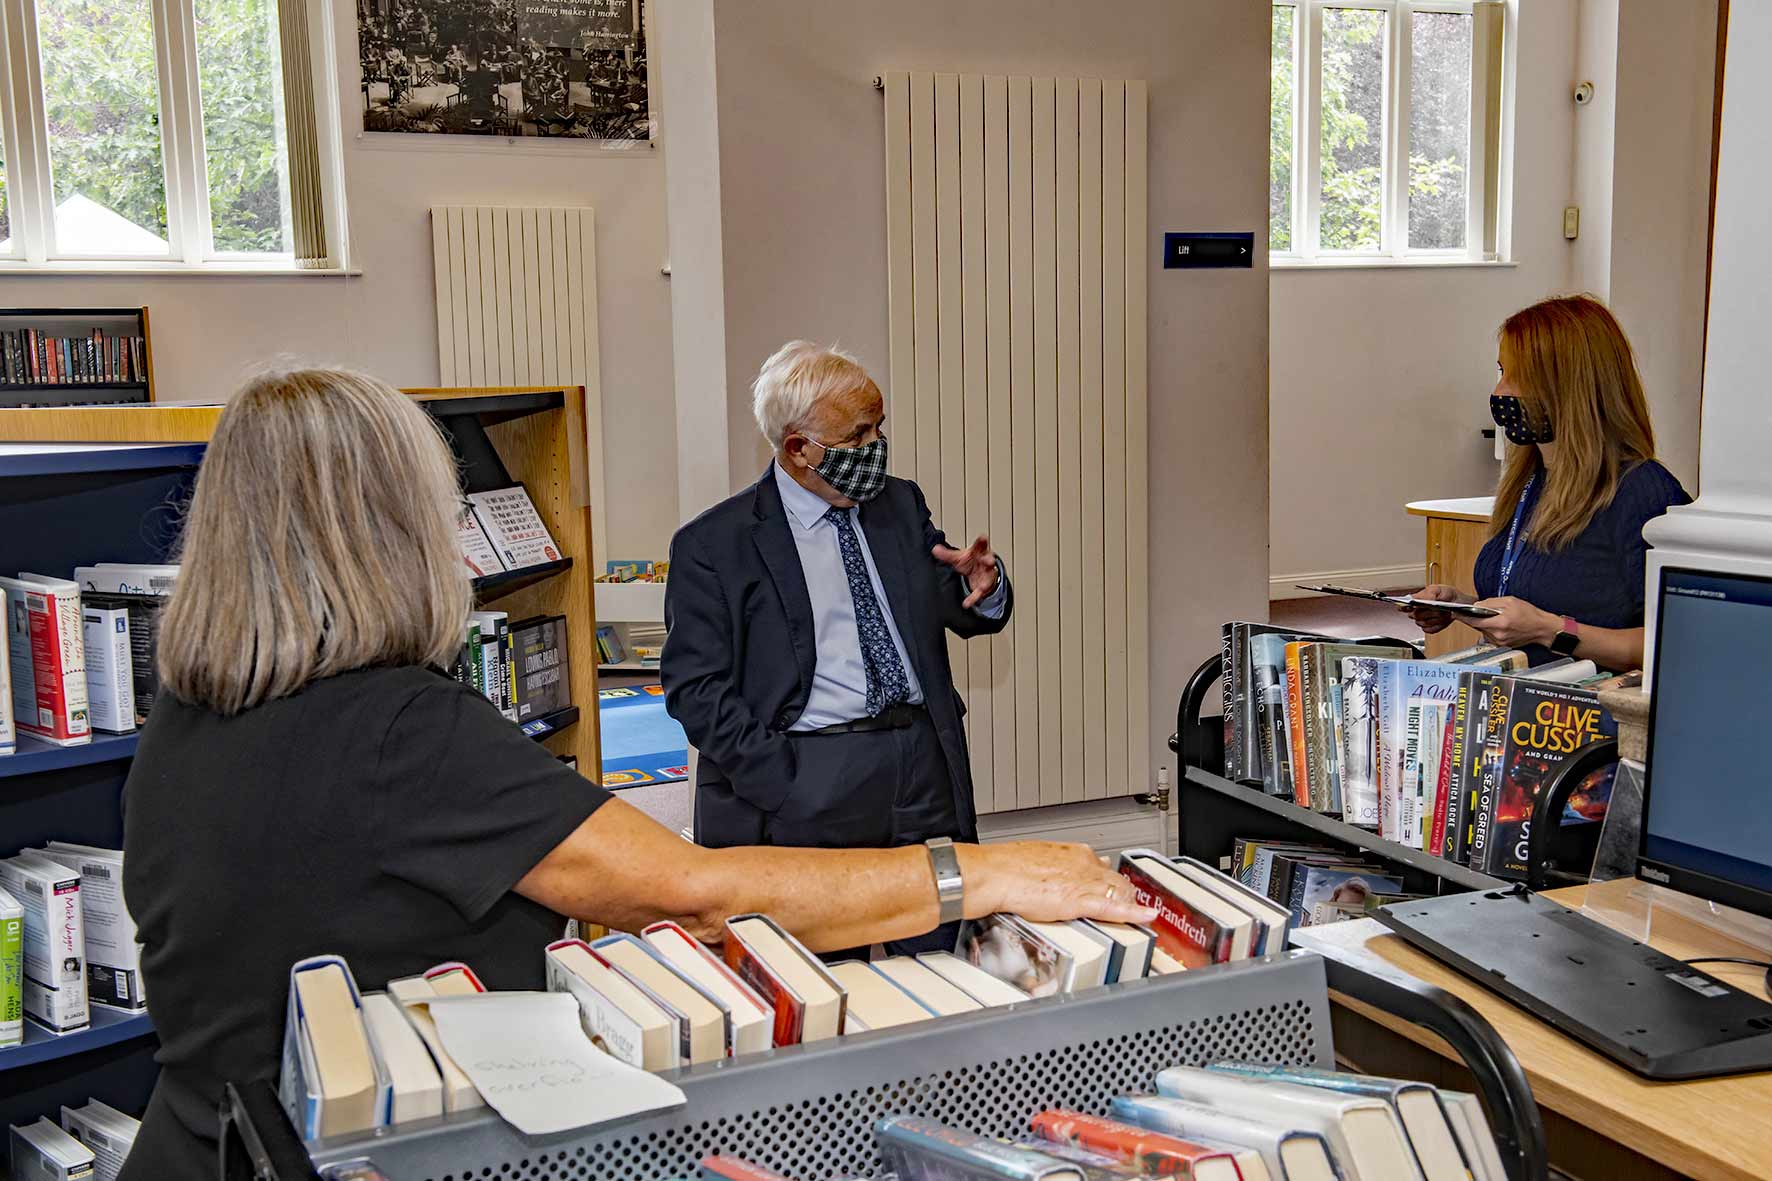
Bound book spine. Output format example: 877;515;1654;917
22;589;90;742
1220;624;1237;779
0;623;11;754
721;937;802;1047
1284;645;1311;807
1468;677;1511;871
1298;645;1325;811
1115;859;1226;970
0;902;20;1047
80;606;135;733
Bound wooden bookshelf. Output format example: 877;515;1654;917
0;306;155;406
0;385;603;777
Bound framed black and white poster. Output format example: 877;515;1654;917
357;0;650;140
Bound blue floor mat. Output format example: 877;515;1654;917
599;684;689;788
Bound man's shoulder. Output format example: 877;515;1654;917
674;477;767;547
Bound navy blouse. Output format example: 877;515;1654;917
1473;459;1691;664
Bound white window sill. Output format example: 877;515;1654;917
1271;256;1518;272
0;261;361;277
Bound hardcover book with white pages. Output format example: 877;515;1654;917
592;932;729;1065
1109;1093;1329;1181
827;960;935;1033
1079;920;1155;983
1156;1064;1423;1181
457;510;506;578
870;956;983;1016
916;951;1031;1008
278;956;389;1140
722;914;846;1046
1440;1090;1507;1181
956;914;1079;998
385;975;483;1112
545;938;679;1070
641;921;772;1056
1208;1062;1470;1181
359;993;444;1126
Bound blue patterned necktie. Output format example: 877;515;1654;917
824;507;911;716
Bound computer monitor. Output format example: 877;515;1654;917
1639;566;1772;921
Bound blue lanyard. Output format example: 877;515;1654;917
1497;473;1536;596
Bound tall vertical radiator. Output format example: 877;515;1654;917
882;72;1150;816
431;205;606;562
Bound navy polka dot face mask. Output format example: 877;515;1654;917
1490;394;1554;446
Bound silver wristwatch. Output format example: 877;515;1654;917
924;837;964;925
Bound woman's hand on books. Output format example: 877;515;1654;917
963;841;1162;926
1468;596;1561;649
1401;584;1468;633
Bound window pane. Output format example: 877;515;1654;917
196;0;293;254
37;0;171;254
0;127;10;248
1319;6;1385;252
1409;11;1472;250
1270;5;1296;252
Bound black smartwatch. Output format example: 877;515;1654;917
1550;616;1581;656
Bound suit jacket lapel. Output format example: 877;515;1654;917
751;472;818;697
860;490;928;687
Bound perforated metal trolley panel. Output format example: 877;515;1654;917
308;952;1332;1181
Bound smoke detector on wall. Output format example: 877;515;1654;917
1573;81;1596;105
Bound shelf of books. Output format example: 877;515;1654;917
0;307;155;407
1189;622;1633;912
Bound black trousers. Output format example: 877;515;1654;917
767;711;965;962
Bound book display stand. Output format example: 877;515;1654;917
277;951;1549;1181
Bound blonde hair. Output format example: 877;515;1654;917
158;369;472;715
750;340;878;449
1490;295;1658;552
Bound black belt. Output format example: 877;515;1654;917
789;704;923;737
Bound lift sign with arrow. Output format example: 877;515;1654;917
1163;232;1254;269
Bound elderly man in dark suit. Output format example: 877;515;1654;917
662;341;1010;953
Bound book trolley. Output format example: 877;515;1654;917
229;950;1549;1181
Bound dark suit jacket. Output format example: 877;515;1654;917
662;467;1011;847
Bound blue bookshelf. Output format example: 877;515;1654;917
1;731;141;779
2;1008;155;1073
0;438;200;1132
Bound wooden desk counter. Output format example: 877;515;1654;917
1296;879;1772;1181
1407;496;1496;657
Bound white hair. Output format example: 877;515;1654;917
750;340;875;450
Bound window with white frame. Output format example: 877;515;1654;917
1271;0;1505;264
0;0;332;267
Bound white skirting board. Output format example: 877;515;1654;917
1268;563;1425;600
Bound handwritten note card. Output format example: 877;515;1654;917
428;992;685;1135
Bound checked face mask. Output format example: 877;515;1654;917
806;433;889;502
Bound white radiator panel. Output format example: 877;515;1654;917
883;73;1150;815
431;205;606;561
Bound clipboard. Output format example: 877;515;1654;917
1294;583;1501;618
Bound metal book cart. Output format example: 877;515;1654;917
226;951;1548;1181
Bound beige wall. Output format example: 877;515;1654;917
696;0;1273;785
0;0;680;559
1269;0;1580;588
1268;0;1715;588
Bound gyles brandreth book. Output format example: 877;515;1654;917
1484;681;1616;880
1114;851;1254;970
